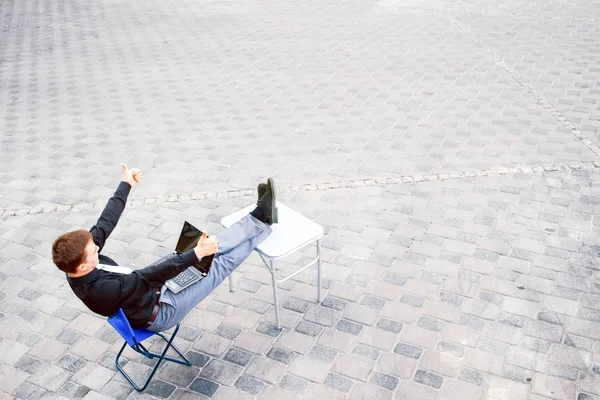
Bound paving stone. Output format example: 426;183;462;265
27;363;72;391
99;381;133;400
441;323;481;347
395;380;439;400
56;381;90;399
343;303;380;326
184;350;210;368
332;354;373;381
580;372;600;396
522;337;553;354
71;363;115;392
414;369;443;389
464;348;505;375
15;354;44;375
56;329;82;345
399;325;440;349
352;344;380;361
200;359;242;386
235;331;273;354
336;318;363;336
215;323;242;340
527;319;564;343
437;341;465;357
549;344;591;370
267;346;296;365
67;314;106;336
548;362;579;381
417;316;445;332
538;311;567;326
259;384;301;400
295;320;322;337
308;345;338;363
13;382;47;400
421;349;462;377
93;327;121;344
459;368;488;386
279;374;309;393
246;357;285;384
256;322;283;337
324;373;353;393
189;378;220;397
565;334;594;351
224;348;253;367
234;374;264;395
376;318;403;333
276;330;314;354
71;337;111;361
157;363;200;386
370;371;398;391
303;304;342;327
393;342;422;359
224;308;262;330
317;328;356;353
264;308;302;329
29;338;69;362
484;321;524;345
146;380;176;399
503;364;535;383
246;298;271;314
206;302;233;317
0;339;29;365
283;297;311;313
192;333;232;357
533;373;577;399
347;382;393;400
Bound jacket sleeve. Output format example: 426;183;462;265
134;249;201;287
90;181;131;252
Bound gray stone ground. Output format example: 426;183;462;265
1;0;600;399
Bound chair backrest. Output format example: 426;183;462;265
108;308;138;347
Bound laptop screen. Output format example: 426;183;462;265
175;221;202;254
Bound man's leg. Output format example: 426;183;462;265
148;214;271;332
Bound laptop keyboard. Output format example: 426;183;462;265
172;269;198;287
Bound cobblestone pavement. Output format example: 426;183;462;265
1;0;600;399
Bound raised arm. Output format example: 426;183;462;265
90;164;143;251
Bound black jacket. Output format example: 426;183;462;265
67;181;199;329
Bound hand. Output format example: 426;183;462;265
194;233;218;259
120;163;143;186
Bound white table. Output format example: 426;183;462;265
221;203;324;328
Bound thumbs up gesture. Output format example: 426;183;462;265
120;163;143;187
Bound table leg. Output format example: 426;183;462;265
317;238;322;303
270;259;281;329
228;275;234;292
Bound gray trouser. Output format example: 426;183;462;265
148;214;271;332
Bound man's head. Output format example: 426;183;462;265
52;230;99;275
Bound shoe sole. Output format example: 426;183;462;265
268;178;278;224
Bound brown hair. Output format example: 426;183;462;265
52;229;93;273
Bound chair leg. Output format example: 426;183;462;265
114;324;191;392
317;238;322;303
270;259;281;329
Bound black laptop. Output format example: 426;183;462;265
162;221;215;293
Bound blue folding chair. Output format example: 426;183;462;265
108;308;192;391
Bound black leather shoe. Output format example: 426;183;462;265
258;183;267;201
250;178;278;225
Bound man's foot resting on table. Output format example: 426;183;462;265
258;183;267;200
251;178;278;225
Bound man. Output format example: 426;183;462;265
52;163;277;332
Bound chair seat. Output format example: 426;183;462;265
108;309;155;347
